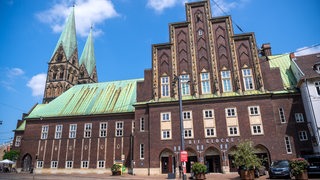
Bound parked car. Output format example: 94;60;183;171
304;155;320;177
255;166;266;177
269;160;292;179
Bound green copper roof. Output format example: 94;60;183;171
26;79;142;119
15;120;26;131
79;28;96;75
268;54;296;89
52;7;77;60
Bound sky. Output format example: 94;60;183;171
0;0;319;145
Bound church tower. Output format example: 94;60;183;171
78;28;98;84
43;7;78;104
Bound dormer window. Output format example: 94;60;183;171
314;63;320;74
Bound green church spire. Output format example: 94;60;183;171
52;7;77;61
79;27;96;76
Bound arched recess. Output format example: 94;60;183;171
159;148;175;174
204;146;222;173
254;144;271;169
21;153;32;172
227;145;238;172
185;147;197;173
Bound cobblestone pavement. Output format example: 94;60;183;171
0;172;269;180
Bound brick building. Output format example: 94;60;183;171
13;0;313;175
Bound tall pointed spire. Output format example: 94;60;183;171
52;7;77;61
79;27;96;76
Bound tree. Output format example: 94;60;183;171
232;140;261;170
3;150;20;161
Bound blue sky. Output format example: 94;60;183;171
0;0;319;145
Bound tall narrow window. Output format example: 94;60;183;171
84;123;92;138
55;125;63;139
100;123;107;137
284;136;292;154
41;125;49;139
279;108;286;123
161;76;170;97
221;71;232;92
315;81;320;96
15;136;21;147
242;69;254;90
180;74;190;95
140;144;144;159
140;118;145;132
69;124;77;138
115;122;123;137
161;112;171;121
299;131;308;141
201;73;211;94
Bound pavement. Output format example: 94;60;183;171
0;172;267;180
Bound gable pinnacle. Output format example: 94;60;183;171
79;28;96;76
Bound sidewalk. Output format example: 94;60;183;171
0;172;265;180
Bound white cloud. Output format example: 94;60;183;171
37;0;119;37
147;0;180;13
7;68;24;78
0;68;25;91
27;73;46;97
294;45;320;56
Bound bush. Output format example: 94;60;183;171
290;158;309;176
191;162;207;175
111;164;121;172
232;140;261;170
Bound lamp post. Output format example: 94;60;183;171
173;75;186;180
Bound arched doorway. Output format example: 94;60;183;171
204;147;222;173
254;144;270;170
21;154;32;172
186;148;197;173
228;145;238;172
159;149;175;174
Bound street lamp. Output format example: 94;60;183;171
173;75;186;180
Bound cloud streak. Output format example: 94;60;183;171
36;0;119;37
0;68;25;92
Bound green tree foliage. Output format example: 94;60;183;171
3;150;20;161
232;140;261;170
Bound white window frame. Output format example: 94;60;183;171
315;81;320;96
84;123;92;138
66;161;73;168
69;124;77;138
51;161;58;168
37;161;43;168
161;112;171;122
226;108;237;117
81;161;89;168
251;125;263;135
249;106;260;116
140;118;145;132
205;128;215;137
180;74;190;95
161;76;170;97
221;71;232;92
183;111;192;120
162;130;171;139
41;125;49;139
98;161;105;168
203;109;214;119
55;124;63;139
15;136;21;147
284;136;292;154
242;69;254;90
140;144;144;159
100;122;107;137
115;121;123;137
201;73;211;94
279;107;286;123
295;113;304;123
184;129;193;139
228;126;239;136
299;131;308;141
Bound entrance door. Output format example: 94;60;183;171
22;154;32;172
186;156;197;173
228;155;237;172
161;157;169;174
205;155;221;173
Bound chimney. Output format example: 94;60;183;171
260;43;272;56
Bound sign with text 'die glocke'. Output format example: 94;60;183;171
180;150;188;162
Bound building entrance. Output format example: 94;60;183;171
205;155;221;173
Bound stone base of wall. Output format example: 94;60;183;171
35;168;112;174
